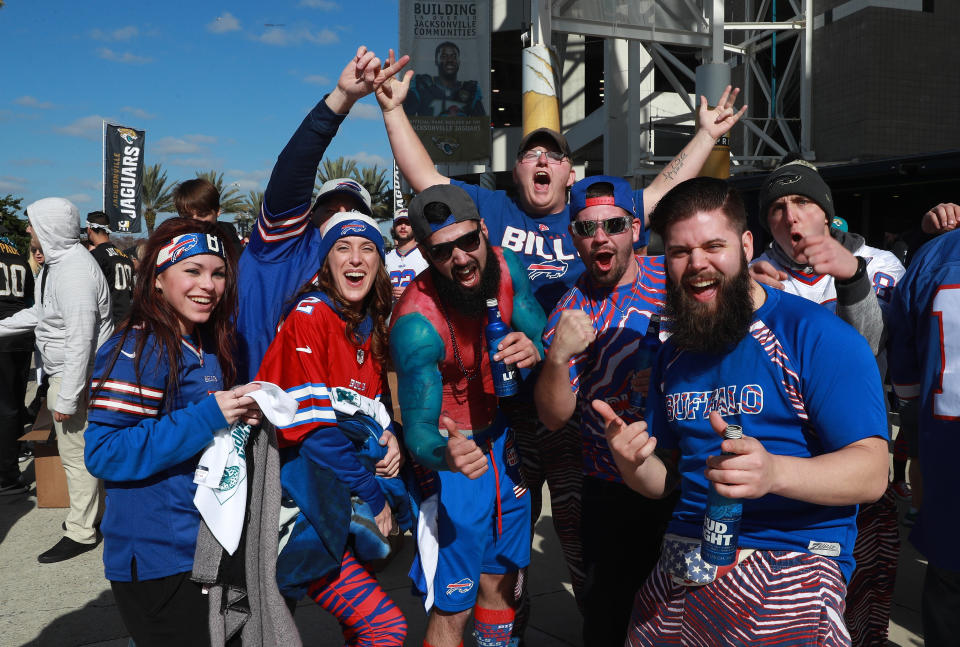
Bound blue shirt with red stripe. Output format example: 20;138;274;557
649;286;887;581
85;331;227;582
888;227;960;570
543;254;666;482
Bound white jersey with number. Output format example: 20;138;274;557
385;246;428;292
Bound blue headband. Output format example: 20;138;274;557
156;233;226;274
316;213;386;268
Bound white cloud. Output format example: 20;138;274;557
346;102;380;120
168;157;224;170
0;176;28;193
348;151;390;168
255;25;338;46
122;106;156;120
14;96;55;109
9;158;53;167
303;74;330;85
153;134;217;155
226;168;271;193
57;115;113;140
65;193;93;206
207;12;241;34
97;47;152;64
299;0;339;9
90;26;139;41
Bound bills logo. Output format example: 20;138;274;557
340;223;366;235
166;235;199;262
337;180;363;192
445;578;474;596
538;224;549;232
527;259;569;280
117;127;139;144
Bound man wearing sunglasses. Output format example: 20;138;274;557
534;175;676;646
390;184;546;647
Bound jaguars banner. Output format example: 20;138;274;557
103;123;146;233
399;0;491;163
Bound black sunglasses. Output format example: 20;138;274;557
570;215;632;238
428;224;483;262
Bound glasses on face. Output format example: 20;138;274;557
518;149;567;165
428;225;482;262
571;215;633;238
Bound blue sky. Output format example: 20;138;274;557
0;0;403;228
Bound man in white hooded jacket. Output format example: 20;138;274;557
0;197;112;562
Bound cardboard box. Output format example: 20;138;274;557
19;406;70;508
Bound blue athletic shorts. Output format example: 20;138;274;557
410;415;531;612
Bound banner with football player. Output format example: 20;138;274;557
103;123;146;233
399;0;491;163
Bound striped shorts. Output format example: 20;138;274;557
626;550;851;646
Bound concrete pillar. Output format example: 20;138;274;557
604;38;630;177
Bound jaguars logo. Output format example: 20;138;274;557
117;128;139;145
431;136;461;157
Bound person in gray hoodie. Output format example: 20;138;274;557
0;197;112;563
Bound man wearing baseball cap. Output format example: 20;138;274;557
534;175;676;645
390;184;545;647
385;208;428;302
235;46;409;381
751;158;905;646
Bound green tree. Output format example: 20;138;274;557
235;189;263;238
0;194;28;252
195;170;246;216
314;157;358;194
353;164;392;221
141;163;175;234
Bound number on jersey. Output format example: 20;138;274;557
932;285;960;420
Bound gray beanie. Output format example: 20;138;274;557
758;159;834;231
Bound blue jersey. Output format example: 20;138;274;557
85;331;228;582
648;286;887;582
237;99;346;381
888;228;960;570
452;180;647;314
543;254;665;482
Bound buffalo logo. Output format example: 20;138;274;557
165;235;199;262
340;223;367;235
527;259;569;280
117;128;139;144
445;578;474;596
538;223;549;232
771;173;802;188
431;136;461;156
336;180;364;193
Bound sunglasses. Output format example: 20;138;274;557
570;215;633;238
428;224;483;262
518;149;567;165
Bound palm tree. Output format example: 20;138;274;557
140;163;175;233
314;157;358;195
195;170;246;216
235;189;263;238
353;164;392;222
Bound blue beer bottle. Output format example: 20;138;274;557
485;298;518;397
701;425;744;566
629;313;661;413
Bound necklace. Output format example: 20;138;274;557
437;298;481;381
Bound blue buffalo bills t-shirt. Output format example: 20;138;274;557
648;286;887;581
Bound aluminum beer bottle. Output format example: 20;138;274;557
629;313;661;412
701;425;744;566
485;298;518;397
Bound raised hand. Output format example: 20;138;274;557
592;399;657;471
794;234;859;280
748;259;787;290
697;85;747;141
375;48;415;113
922;202;960;234
549;309;595;364
703;410;777;499
441;414;487;479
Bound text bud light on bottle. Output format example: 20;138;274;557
485;298;518;397
701;424;744;566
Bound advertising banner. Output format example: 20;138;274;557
103;123;145;233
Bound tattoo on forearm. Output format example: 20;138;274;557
663;152;688;182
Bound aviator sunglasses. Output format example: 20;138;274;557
427;224;483;262
570;215;633;238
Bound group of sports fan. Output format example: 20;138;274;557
3;43;959;647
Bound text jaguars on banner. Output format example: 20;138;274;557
103;123;146;233
399;0;491;163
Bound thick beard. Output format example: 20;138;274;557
432;244;501;318
665;254;755;354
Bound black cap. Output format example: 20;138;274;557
517;127;572;158
758;160;835;231
408;184;480;243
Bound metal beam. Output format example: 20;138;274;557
552;17;711;48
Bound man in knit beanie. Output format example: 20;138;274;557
752;158;905;646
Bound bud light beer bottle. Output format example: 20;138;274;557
701;425;743;566
485;298;518;397
629;313;661;412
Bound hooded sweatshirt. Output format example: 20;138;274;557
0;198;112;414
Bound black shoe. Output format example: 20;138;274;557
38;537;98;563
0;477;28;495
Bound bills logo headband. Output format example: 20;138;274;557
156;233;225;274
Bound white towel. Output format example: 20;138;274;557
328;386;392;430
417;494;440;612
193;381;298;554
